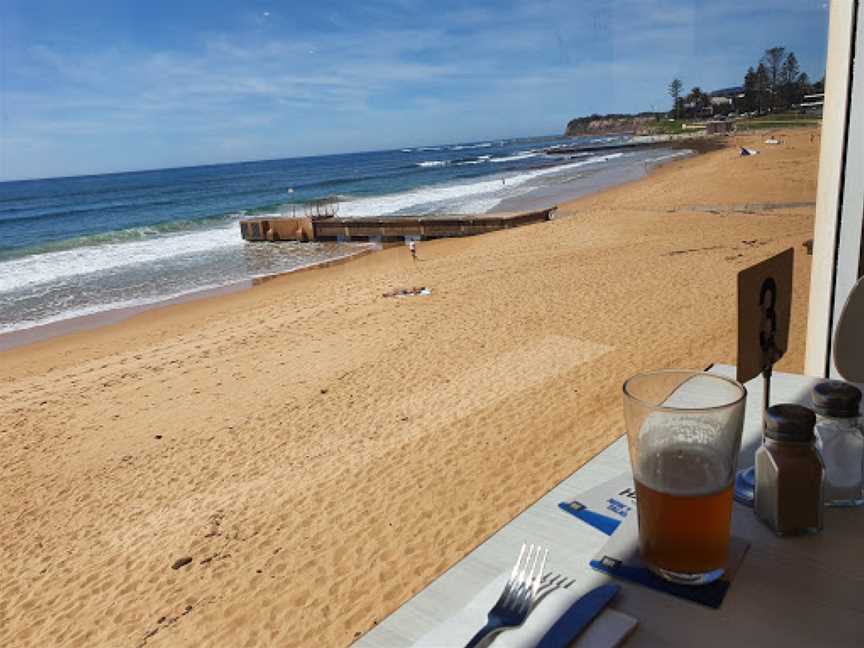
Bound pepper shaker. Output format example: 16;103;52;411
754;404;824;536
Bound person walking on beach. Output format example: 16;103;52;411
409;239;417;262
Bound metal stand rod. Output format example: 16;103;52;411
735;362;775;506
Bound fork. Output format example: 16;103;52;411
463;543;548;648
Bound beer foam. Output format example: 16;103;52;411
636;443;732;496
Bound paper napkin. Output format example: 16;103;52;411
412;571;637;648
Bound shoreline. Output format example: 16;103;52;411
0;143;705;353
0;147;681;353
0;282;250;353
0;246;379;352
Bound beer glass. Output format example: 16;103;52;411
623;370;746;585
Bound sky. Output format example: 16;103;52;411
0;0;829;181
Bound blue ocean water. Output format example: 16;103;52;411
0;135;683;335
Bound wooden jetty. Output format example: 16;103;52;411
238;207;557;243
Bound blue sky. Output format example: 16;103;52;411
1;0;829;180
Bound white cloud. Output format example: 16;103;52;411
0;0;829;179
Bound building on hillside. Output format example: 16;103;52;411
683;87;745;118
682;101;714;118
710;86;745;115
801;93;824;115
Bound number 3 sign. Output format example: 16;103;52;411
737;248;794;383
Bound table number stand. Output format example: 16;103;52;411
734;250;793;506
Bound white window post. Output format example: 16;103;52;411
806;0;863;377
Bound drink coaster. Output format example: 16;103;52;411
589;513;749;609
559;474;750;609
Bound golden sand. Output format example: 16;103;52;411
0;131;818;647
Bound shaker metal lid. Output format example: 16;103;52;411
764;404;816;442
812;380;862;417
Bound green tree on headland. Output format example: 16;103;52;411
742;67;758;113
754;63;771;114
746;48;811;113
780;52;800;87
568;45;822;134
667;79;683;118
780;52;802;106
686;87;709;115
761;46;786;110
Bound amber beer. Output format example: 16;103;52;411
624;370;745;584
635;446;734;577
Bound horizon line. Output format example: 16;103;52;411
0;132;569;185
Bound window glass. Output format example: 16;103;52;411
0;2;829;646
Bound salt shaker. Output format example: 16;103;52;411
812;380;864;507
755;404;824;536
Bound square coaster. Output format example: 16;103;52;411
589;513;750;609
559;474;750;608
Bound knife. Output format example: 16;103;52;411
534;584;620;648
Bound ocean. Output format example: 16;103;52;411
0;135;687;338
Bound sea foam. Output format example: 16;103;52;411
0;222;242;294
339;152;624;217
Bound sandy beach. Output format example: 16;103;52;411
1;130;818;647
